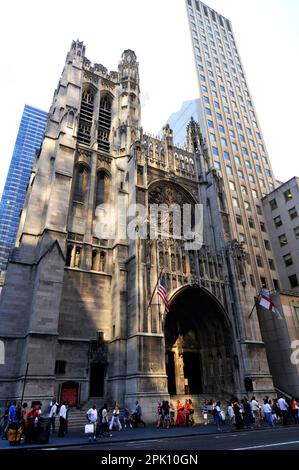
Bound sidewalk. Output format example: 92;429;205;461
0;422;291;450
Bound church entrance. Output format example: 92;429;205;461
89;363;105;397
164;285;237;398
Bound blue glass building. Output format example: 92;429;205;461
0;105;48;271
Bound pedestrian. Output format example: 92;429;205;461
110;404;122;431
242;397;252;429
184;399;190;427
101;404;112;437
278;396;289;425
49;400;58;434
233;398;243;430
169;403;175;427
189;399;195;426
86;404;97;442
290;398;299;424
156;402;163;428
58;402;67;437
262;399;273;427
132;401;146;427
25;404;40;443
176;400;185;426
214;401;224;432
250;396;260;428
202;403;209;426
227;402;235;429
123;408;132;429
162;401;170;429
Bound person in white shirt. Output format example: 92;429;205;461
101;404;112;437
86;405;98;441
227;402;235;429
262;399;273;427
49;400;58;434
109;404;122;431
250;396;261;428
278;396;289;425
58;402;67;437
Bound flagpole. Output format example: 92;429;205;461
147;268;163;310
248;288;262;319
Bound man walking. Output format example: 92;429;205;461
49;400;58;434
86;404;97;442
58;402;67;437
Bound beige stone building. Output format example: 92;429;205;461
0;41;275;417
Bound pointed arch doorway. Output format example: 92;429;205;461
164;285;238;399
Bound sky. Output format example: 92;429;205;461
0;0;298;199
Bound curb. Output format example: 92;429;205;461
2;424;297;450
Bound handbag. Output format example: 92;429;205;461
85;423;94;434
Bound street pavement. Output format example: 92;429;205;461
1;423;299;451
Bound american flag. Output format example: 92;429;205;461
157;276;169;313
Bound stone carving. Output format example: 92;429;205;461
83;70;99;84
101;77;115;90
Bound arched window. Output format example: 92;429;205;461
95;171;110;208
66;244;74;267
77;89;94;145
98;95;112;152
73;164;89;203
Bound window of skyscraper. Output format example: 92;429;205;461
212;147;219;155
241;185;247;194
255;256;262;267
214;161;221;171
219;125;224;133
226;166;233;175
273;215;282;228
289;207;298;220
245;161;251;169
283;253;293;267
232;197;239;207
223;151;230;160
229;181;236;191
239;135;245;142
205;108;211;115
221;137;227;147
284;189;293;202
278;234;288;246
208;120;214;128
242;147;248;156
236;214;242;225
293;226;299;239
244;201;251;211
235;156;241;165
209;132;216;142
216;113;222;120
248;218;255;229
238;170;244;179
256;164;262;173
289;274;299;288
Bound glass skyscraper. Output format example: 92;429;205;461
0;105;48;271
185;0;279;290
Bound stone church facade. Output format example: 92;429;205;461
0;41;274;416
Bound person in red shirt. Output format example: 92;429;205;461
184;399;190;427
